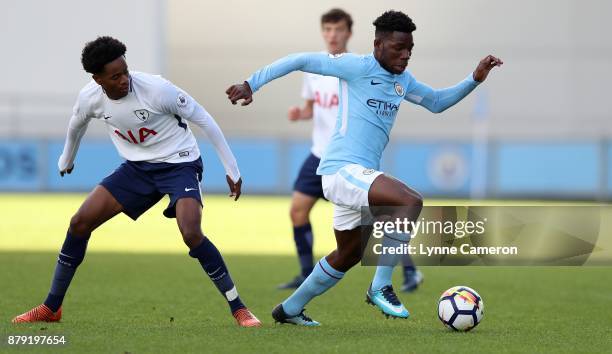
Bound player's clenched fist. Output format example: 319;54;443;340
226;82;253;106
473;55;503;83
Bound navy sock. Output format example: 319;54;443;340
402;254;416;273
293;223;314;277
44;231;89;312
189;237;245;313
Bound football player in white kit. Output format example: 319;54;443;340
278;9;423;293
12;37;261;327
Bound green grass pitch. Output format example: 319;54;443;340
1;194;611;353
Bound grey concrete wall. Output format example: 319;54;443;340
1;0;610;140
168;0;611;140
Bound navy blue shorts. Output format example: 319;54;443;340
293;153;325;199
100;157;203;220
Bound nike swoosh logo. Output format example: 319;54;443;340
185;187;198;192
59;252;75;259
207;267;222;276
378;300;404;314
370;80;382;85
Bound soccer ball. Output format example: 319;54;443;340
437;286;484;331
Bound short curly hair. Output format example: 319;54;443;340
81;36;127;74
373;10;416;37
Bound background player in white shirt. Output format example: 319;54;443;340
279;9;423;293
12;37;261;327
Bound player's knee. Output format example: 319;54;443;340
181;228;204;248
397;189;423;216
410;194;424;213
289;204;310;226
69;213;93;236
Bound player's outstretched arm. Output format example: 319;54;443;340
226;52;363;106
58;100;92;177
157;81;242;200
404;55;503;114
187;104;242;201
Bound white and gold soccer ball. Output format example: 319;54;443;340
437;286;484;331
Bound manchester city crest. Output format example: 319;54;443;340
363;168;375;175
134;109;150;122
394;82;404;96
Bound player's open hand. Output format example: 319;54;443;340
60;165;74;177
226;82;253;106
226;175;242;201
473;55;503;82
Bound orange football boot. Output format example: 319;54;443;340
232;308;261;327
12;304;62;323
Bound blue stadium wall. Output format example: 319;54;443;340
0;139;609;200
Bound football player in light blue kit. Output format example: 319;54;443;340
227;10;503;326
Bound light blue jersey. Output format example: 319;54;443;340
246;53;480;175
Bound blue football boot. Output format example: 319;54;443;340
272;303;320;326
366;285;410;319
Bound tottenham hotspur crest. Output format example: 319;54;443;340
134;109;150;122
